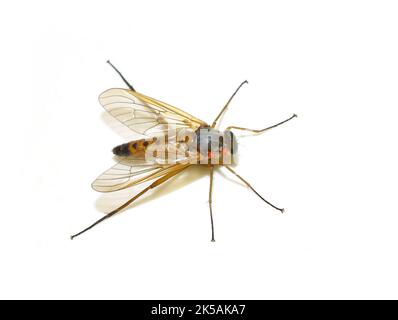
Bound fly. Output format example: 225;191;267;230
71;60;297;241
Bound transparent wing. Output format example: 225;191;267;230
92;159;190;192
99;88;207;137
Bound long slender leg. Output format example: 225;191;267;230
226;114;297;133
212;80;248;128
71;164;189;239
209;165;215;242
106;60;135;91
224;165;284;213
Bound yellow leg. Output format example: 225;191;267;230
71;164;190;239
224;165;284;213
226;114;297;133
209;165;215;242
212;80;248;127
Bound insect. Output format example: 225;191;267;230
71;61;297;241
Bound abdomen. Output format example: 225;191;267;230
112;138;155;157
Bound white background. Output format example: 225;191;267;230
1;0;397;299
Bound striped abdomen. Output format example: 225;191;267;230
112;138;155;157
